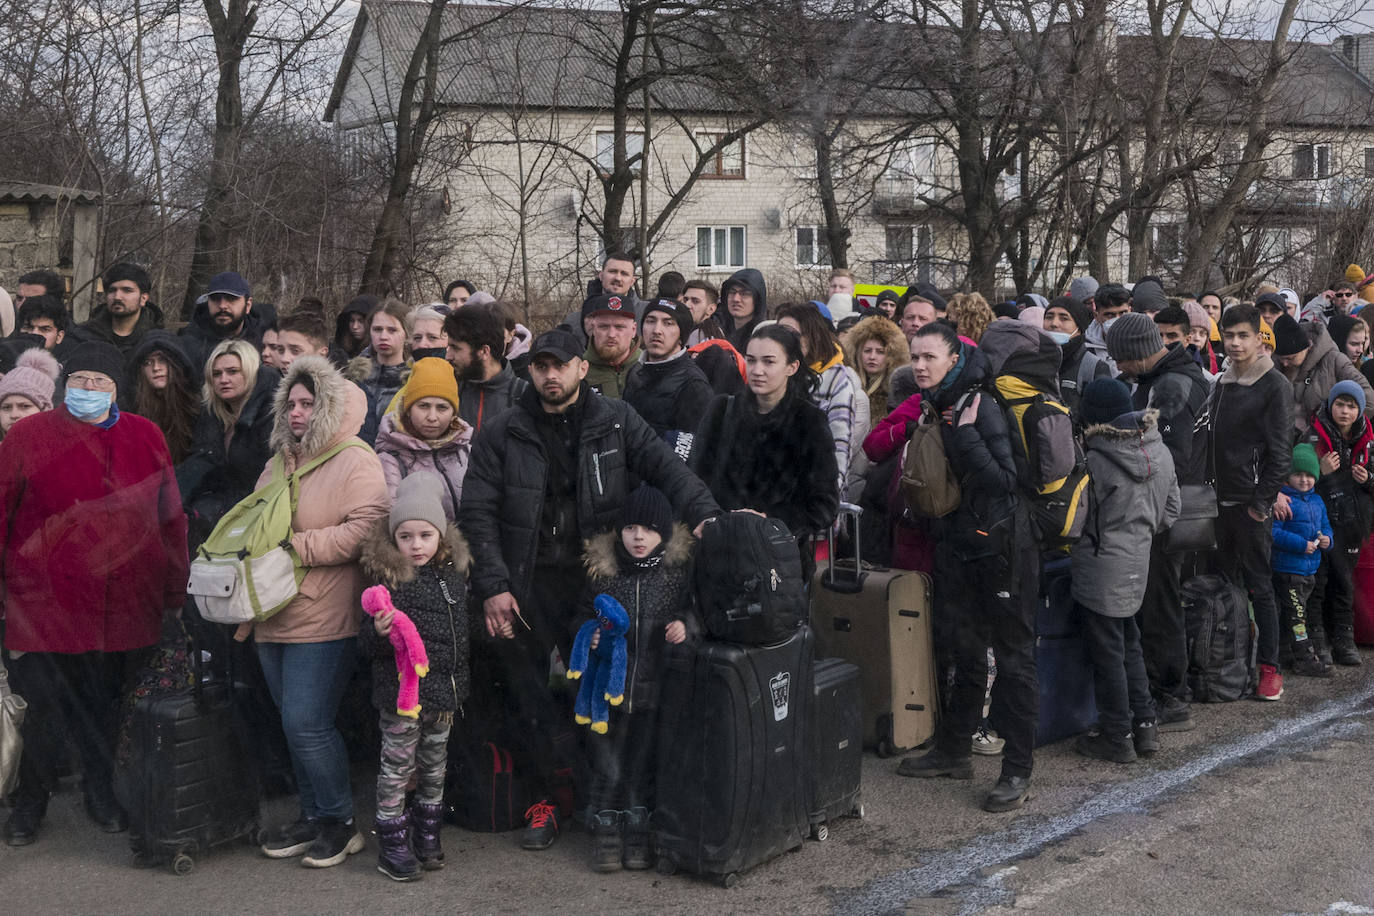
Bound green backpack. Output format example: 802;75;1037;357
186;441;367;625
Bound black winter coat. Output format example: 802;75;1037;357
176;366;281;538
580;525;699;713
359;522;471;713
177;300;273;377
459;385;721;606
622;352;714;439
690;389;839;539
1131;342;1210;486
1209;355;1293;515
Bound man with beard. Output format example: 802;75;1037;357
459;328;719;852
178;271;270;372
77;264;164;387
444;301;528;436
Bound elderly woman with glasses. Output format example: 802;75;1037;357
0;341;189;847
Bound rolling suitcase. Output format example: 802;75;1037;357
1034;560;1097;747
120;643;260;875
807;658;863;840
810;503;937;756
654;627;813;887
1352;533;1374;645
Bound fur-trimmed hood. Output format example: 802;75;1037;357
1082;407;1160;441
583;522;694;579
360;519;471;586
269;354;366;461
1083;408;1163;483
841;315;907;384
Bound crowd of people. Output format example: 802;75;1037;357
1;253;1372;878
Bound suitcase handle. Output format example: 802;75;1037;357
822;502;865;594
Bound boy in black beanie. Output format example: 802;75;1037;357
577;485;700;873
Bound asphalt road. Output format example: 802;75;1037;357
5;659;1374;915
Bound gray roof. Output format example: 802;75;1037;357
0;181;101;205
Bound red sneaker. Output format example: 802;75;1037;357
1256;663;1284;701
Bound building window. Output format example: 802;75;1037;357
1364;147;1374;178
696;226;745;270
1293;143;1331;179
883;224;933;284
596;130;643;175
795;226;832;268
1151;224;1182;263
885;225;914;262
696;132;745;179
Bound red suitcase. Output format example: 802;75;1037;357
1352;533;1374;645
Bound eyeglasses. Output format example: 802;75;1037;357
68;374;116;391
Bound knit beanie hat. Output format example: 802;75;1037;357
1329;378;1367;413
402;357;459;415
63;341;125;391
1130;280;1169;314
1048;295;1092;333
1069;276;1099;305
0;347;60;411
1080;377;1134;426
622;484;673;542
1259;319;1275;350
639;297;695;344
389;470;448;537
1182;301;1210;337
1291;443;1321;480
1347;264;1367;285
1106;312;1163;362
1271;313;1307;357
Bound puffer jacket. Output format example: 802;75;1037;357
244;355;389;644
1271;485;1333;577
841;315;908;423
622;349;714;439
1306;407;1374;540
1209;354;1293;517
1071;410;1181;616
374;406;472;521
1285;322;1374;433
1131;342;1210;485
178;299;273;377
359;522;471;713
812;345;865;496
460;384;720;607
344;354;410;446
580;525;699;714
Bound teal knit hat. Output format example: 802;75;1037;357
1291;443;1321;480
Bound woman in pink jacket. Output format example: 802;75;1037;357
248;355;389;869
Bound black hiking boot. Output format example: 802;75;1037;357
1076;730;1137;763
982;775;1032;812
1290;645;1334;678
1132;719;1160;757
622;806;652;870
896;747;974;780
591;810;622;873
1156;696;1195;733
1331;629;1363;666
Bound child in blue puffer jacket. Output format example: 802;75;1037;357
1271;443;1334;679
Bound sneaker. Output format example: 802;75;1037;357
971;725;1005;756
261;816;321;859
895;748;974;780
1156;696;1195;733
590;810;622;873
301;818;365;868
1256;664;1283;701
1290;649;1334;679
520;800;560;851
1075;730;1137;763
1132;719;1160;757
621;806;652;871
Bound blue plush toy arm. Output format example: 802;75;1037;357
606;636;628;707
568;619;596;680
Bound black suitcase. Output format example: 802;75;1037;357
696;512;806;645
807;658;863;840
654;627;813;886
120;649;260;875
1034;561;1098;747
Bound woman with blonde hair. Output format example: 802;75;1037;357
946;292;995;344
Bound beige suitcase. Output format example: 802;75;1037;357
810;505;939;756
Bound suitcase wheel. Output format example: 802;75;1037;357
854;802;865;819
656;858;678;877
719;872;738;889
171;853;195;877
811;823;829;842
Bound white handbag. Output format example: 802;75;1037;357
0;643;27;797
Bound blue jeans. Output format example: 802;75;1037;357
256;638;357;821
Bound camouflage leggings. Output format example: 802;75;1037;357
375;708;452;819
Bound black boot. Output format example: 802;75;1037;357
375;813;422;882
982;775;1032;812
622;806;651;870
1289;643;1334;678
1076;730;1137;763
1331;628;1363;666
1132;719;1160;757
895;747;974;779
3;799;46;847
410;802;445;871
591;810;622;873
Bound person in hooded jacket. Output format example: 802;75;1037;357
1041;296;1110;415
622;297;713;451
249;355;389;869
1270;314;1374;435
1070;379;1180;764
1304;380;1374;667
177;338;281;549
720;268;767;352
374;357;472;520
894;322;1038;813
130;330;201;462
842;313;908;424
334;294;377;361
178;271;274;374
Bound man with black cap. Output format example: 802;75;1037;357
581;293;641;398
0;340;188;846
460;328;720;854
1107;312;1211;730
1271;312;1374;436
1043;295;1110;415
622;298;713;449
179;270;270;372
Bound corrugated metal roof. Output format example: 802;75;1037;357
0;182;101;205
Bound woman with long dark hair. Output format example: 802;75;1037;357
131;330;200;463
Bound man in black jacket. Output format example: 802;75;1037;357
623;298;713;453
444;303;529;436
1109;313;1211;729
1209;304;1294;701
459;328;720;852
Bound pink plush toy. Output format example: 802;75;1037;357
361;585;430;718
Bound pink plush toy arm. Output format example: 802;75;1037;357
388;610;429;677
362;585;429;717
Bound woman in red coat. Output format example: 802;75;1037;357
0;342;188;846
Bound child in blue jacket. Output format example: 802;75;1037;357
1272;443;1334;679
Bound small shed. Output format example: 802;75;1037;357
0;181;102;321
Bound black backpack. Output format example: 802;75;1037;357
1181;574;1254;702
695;512;805;645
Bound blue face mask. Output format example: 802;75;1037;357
65;387;114;421
1047;330;1072;346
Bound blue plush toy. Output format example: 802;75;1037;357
568;594;630;734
